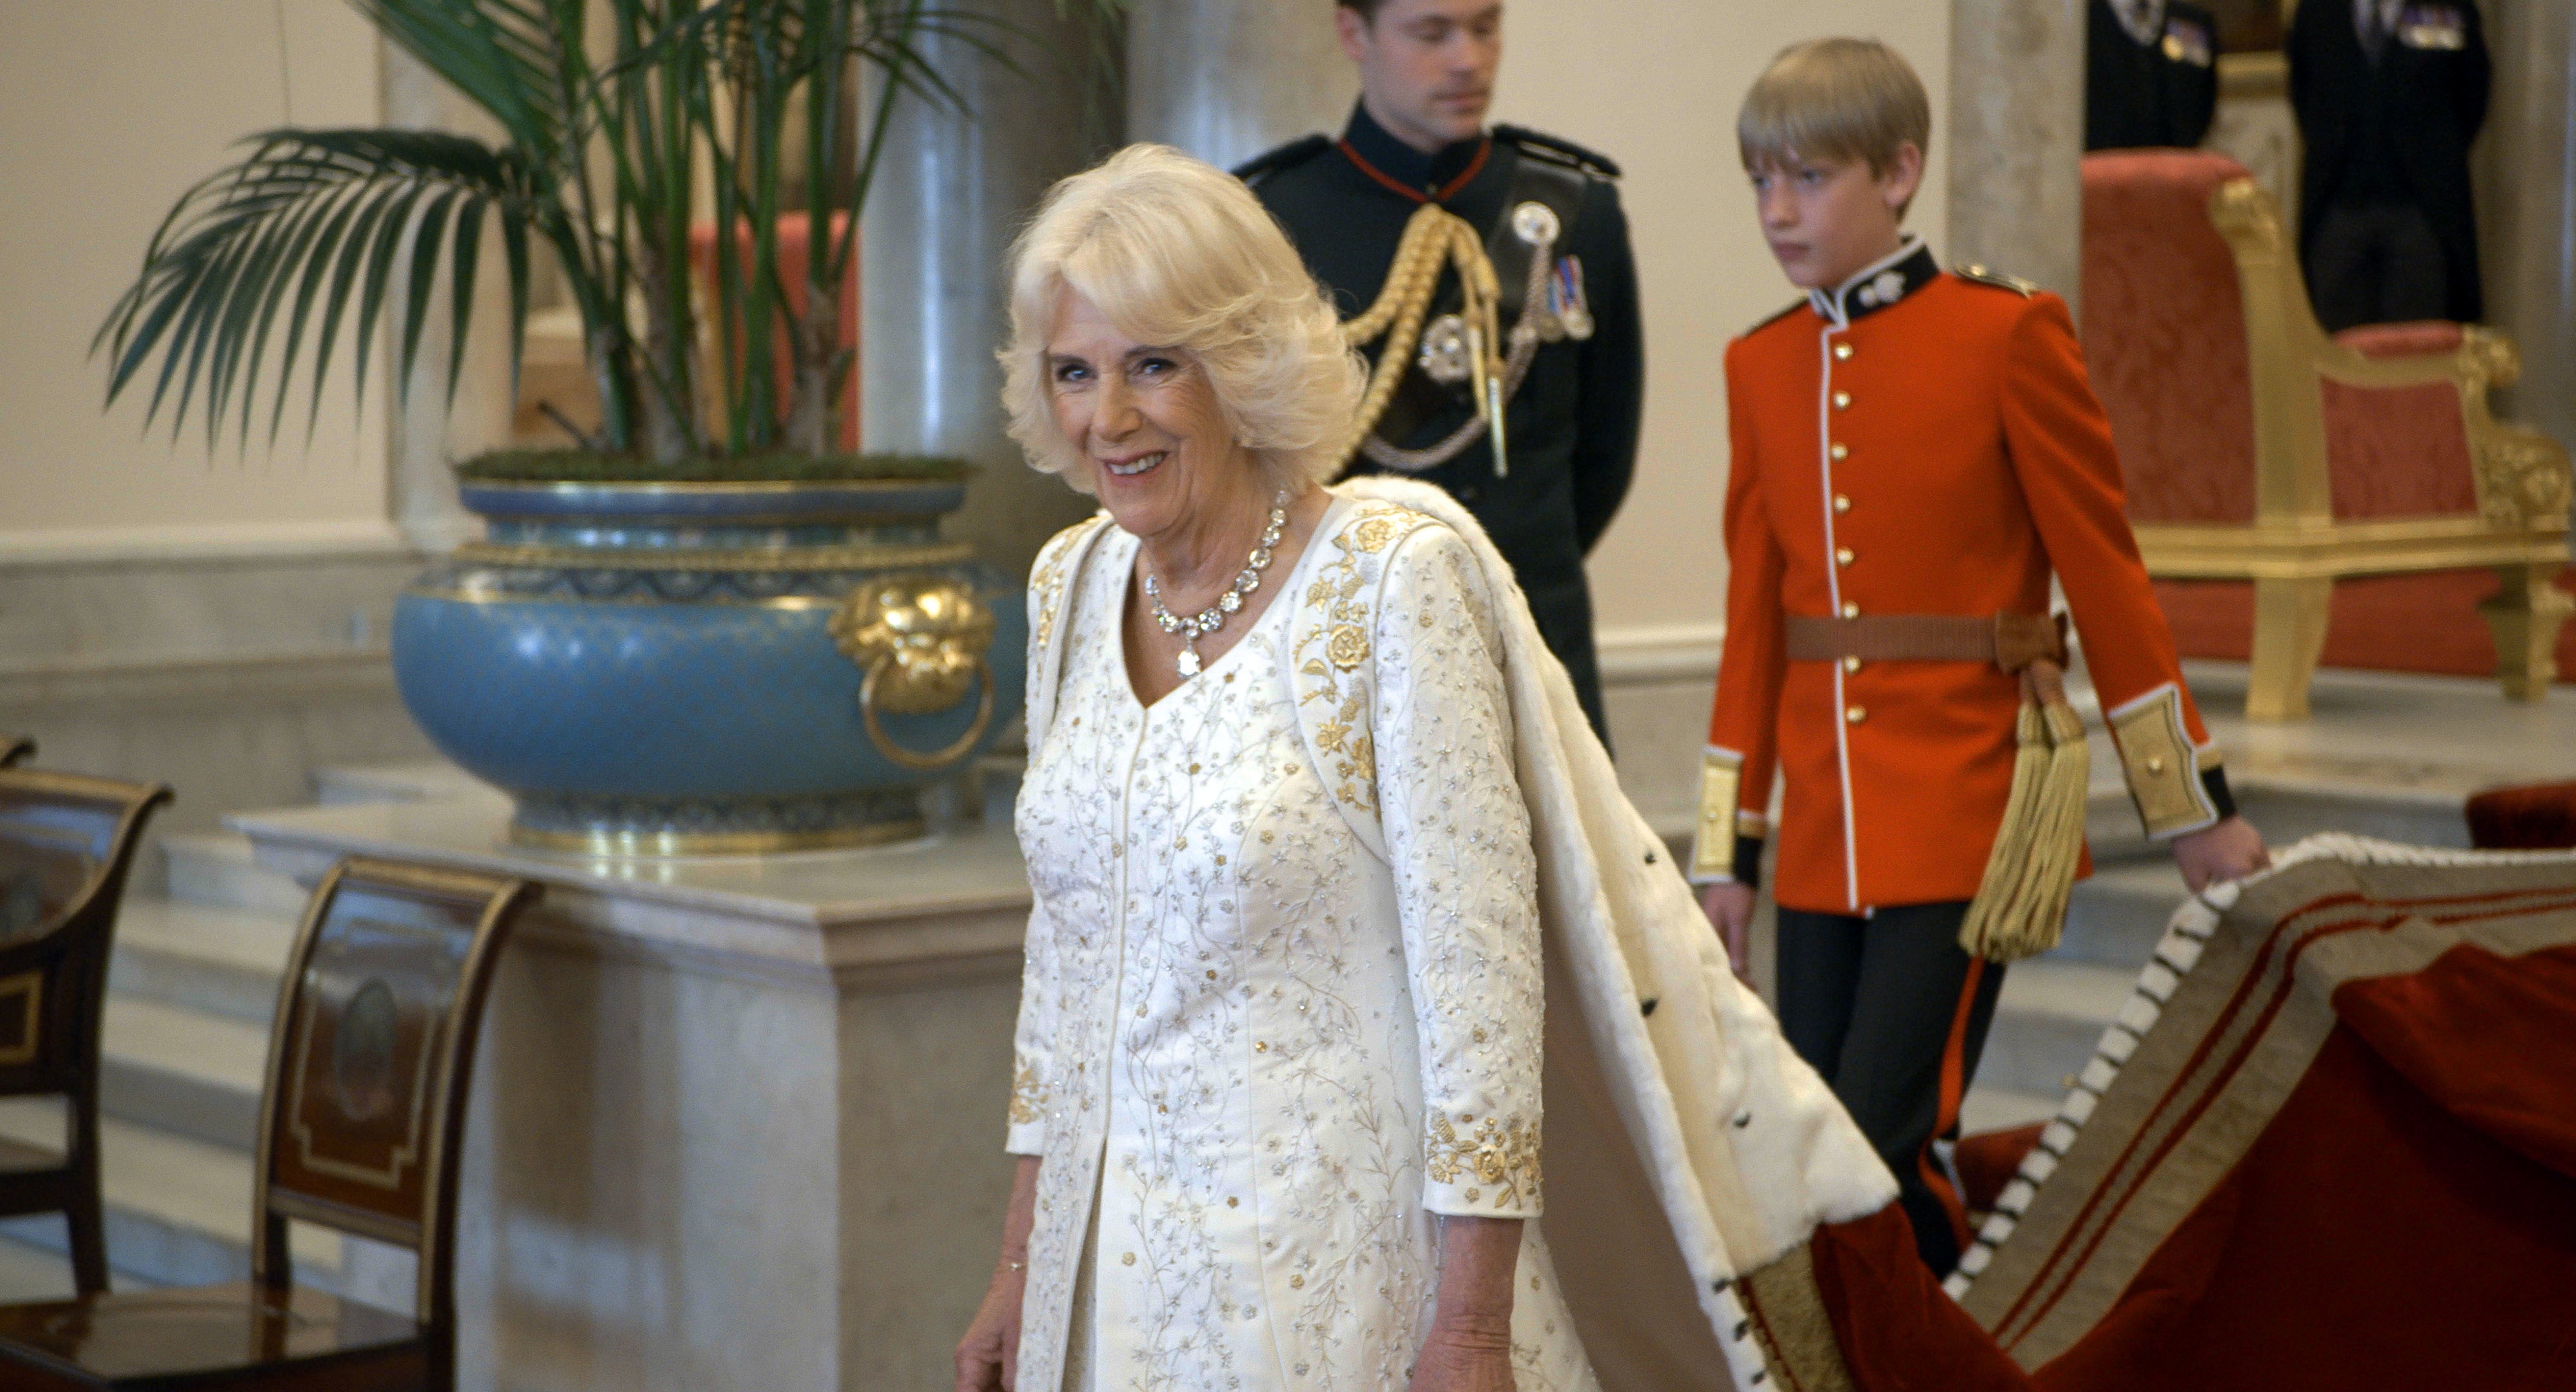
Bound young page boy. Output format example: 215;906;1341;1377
1691;37;2269;1277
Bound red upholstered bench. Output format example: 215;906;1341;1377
2466;781;2576;851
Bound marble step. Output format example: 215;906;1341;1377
2234;775;2471;851
0;1104;341;1293
97;996;269;1153
110;896;298;1025
0;1228;90;1302
1976;960;2136;1102
313;759;502;808
1960;1085;2060;1138
161;831;309;916
2054;860;2189;970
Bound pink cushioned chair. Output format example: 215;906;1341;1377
2080;150;2572;719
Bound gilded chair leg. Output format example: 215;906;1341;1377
2247;577;2333;721
2479;563;2573;701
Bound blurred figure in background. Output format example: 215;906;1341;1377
2085;0;2220;151
2289;0;2490;331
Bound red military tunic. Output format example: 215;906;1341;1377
1690;239;2232;915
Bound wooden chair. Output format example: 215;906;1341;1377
0;768;173;1295
0;857;538;1391
2080;150;2573;719
1;736;32;768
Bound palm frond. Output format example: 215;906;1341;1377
349;0;568;159
104;0;1133;466
95;128;543;446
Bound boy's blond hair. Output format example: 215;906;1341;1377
1737;38;1931;182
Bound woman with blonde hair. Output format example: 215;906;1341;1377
957;143;1910;1392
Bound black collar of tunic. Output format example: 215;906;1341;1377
1338;101;1492;205
1808;237;1940;327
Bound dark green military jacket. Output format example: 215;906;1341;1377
1239;102;1644;739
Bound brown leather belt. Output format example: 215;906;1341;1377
1784;612;2069;673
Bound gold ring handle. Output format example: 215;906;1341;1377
861;652;995;771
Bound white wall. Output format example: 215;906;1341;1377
0;0;1953;598
0;1;392;561
1493;0;1953;642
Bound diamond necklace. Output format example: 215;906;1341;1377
1144;498;1289;679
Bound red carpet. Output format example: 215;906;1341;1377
2154;571;2576;681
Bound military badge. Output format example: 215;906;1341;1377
2397;5;2468;50
1418;313;1475;385
1548;256;1594;341
1511;200;1561;249
2161;17;2212;66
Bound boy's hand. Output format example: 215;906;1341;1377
1700;883;1757;984
2172;815;2269;893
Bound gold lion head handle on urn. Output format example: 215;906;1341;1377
828;577;998;771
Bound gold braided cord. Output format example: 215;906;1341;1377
1358;224;1557;473
1333;202;1504;475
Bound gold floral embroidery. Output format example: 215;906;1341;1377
1028;514;1109;657
1327;625;1370;670
1010;1058;1047;1125
1425;1112;1542;1209
1291;503;1426;821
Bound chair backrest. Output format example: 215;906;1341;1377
2079;150;2263;526
251;856;538;1340
0;769;171;1092
0;736;30;769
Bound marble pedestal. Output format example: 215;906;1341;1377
233;798;1033;1392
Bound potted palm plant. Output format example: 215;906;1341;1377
97;0;1118;856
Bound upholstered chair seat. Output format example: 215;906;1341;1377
2080;150;2572;719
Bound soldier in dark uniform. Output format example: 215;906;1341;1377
1234;0;1643;740
2085;0;2221;150
2289;0;2492;331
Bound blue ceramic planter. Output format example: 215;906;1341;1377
393;478;1025;855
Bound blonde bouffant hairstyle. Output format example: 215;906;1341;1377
999;144;1365;496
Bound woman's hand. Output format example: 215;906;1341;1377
2172;815;2270;893
956;1155;1042;1391
1407;1313;1517;1392
953;1261;1027;1391
1411;1215;1522;1392
1700;882;1757;984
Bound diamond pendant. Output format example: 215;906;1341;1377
1176;647;1202;678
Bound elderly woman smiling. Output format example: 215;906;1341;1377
952;144;1592;1392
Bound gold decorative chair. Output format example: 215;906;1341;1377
0;857;538;1391
2080;150;2573;720
1;737;32;769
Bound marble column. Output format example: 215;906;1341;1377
2479;0;2576;456
1946;0;2087;310
861;0;1105;585
382;41;514;556
1122;0;1355;169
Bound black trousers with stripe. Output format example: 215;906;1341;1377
1776;900;2007;1277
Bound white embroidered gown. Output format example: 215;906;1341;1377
1008;499;1601;1392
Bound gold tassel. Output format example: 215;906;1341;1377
1958;661;2091;963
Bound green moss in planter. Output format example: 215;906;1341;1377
456;450;974;485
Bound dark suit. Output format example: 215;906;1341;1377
2085;0;2221;151
2289;0;2490;329
1241;104;1644;740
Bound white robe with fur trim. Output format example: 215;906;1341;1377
1008;479;1894;1392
